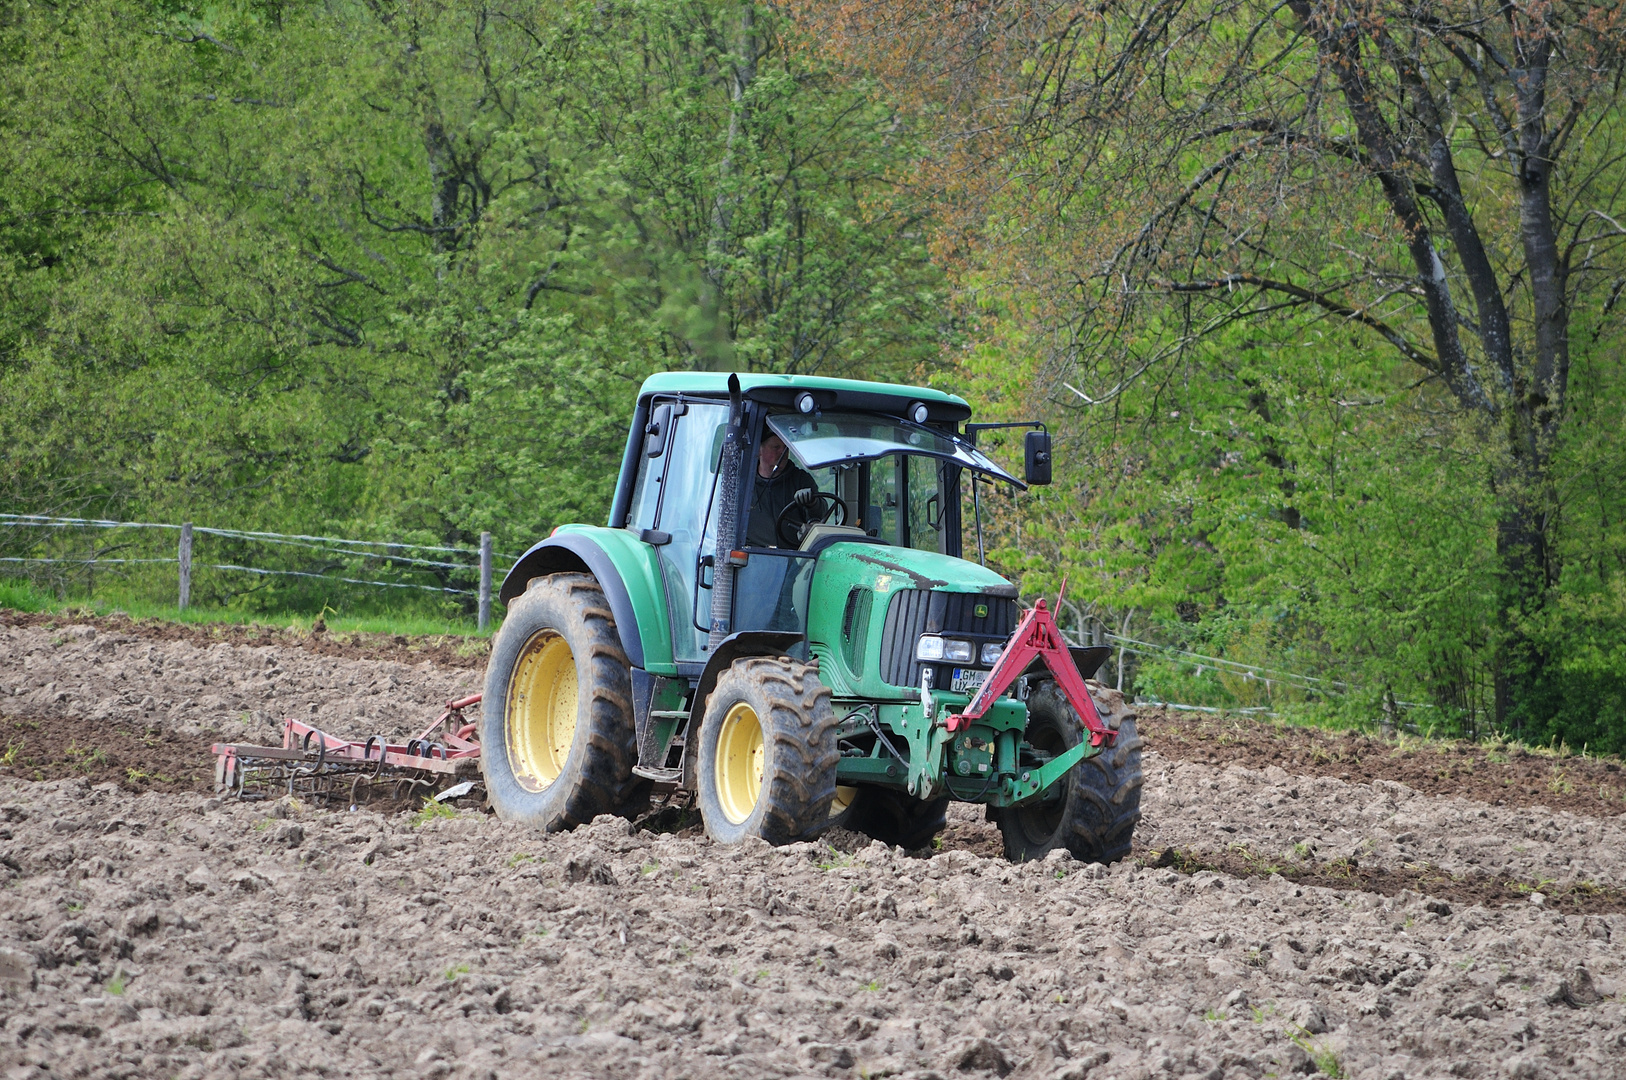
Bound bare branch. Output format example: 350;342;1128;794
1162;271;1439;370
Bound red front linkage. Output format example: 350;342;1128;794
941;597;1117;747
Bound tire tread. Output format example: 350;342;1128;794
481;573;638;830
995;681;1143;863
700;658;840;846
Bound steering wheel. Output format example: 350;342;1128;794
776;492;846;547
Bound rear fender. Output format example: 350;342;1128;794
498;527;675;675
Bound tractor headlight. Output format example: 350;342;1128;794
916;635;972;663
980;642;1004;667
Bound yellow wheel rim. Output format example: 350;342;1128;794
830;785;858;819
507;630;577;792
715;701;765;825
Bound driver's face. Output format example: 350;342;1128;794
758;433;789;478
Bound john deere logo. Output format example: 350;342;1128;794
974;603;989;619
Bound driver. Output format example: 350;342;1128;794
746;430;819;548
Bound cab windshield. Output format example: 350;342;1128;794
765;411;1022;487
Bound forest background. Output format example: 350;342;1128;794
2;0;1623;749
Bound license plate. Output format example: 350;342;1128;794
950;667;986;694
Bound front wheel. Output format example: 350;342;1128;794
834;787;949;850
696;657;839;845
480;573;638;830
993;681;1143;863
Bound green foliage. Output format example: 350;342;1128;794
0;581;495;638
3;0;1621;753
959;300;1625;748
0;0;941;619
935;0;1626;751
412;798;459;828
813;843;853;870
1289;1026;1344;1078
0;579;52;613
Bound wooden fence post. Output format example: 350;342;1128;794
178;522;193;610
478;532;492;631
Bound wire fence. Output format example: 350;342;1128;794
1095;630;1439;730
0;513;519;628
1043;607;1440;727
5;511;1441;723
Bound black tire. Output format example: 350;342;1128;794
837;787;949;850
480;573;637;830
696;657;839;846
993;681;1143;863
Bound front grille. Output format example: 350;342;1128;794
877;589;1019;688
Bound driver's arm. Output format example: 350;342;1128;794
779;467;820;544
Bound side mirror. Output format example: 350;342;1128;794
645;403;673;458
1024;429;1052;485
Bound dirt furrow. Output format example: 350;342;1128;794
1143;709;1626;820
0;621;482;745
1137;756;1626;893
0;611;489;671
0;780;1622;1080
8;619;1626;822
5;612;1626;1078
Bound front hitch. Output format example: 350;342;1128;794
940;596;1118;748
1003;739;1095;802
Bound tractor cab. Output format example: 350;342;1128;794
483;373;1142;864
619;382;1032;666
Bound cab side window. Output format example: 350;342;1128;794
627;403;674;531
906;456;944;552
652;402;729;663
874;456;901;543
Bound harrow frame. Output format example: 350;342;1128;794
211;693;483;805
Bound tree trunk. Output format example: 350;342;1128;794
1494;492;1552;738
425;119;462;257
1285;1;1572;735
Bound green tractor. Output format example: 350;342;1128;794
480;372;1142;862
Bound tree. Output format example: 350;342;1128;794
0;0;943;612
811;0;1626;734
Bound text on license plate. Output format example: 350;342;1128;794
950;667;986;694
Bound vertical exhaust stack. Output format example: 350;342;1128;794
708;373;745;649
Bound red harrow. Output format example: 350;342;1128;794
211;694;483;806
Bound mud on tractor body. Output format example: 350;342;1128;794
481;373;1143;862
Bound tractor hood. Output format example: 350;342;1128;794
816;542;1018;600
808;542;1021;697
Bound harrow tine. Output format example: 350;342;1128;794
210;694;484;807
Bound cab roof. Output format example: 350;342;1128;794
636;372;972;424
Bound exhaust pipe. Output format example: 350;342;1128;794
708;373;745;649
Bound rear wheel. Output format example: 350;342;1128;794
696;657;839;845
480;573;637;829
993;681;1142;863
837;787;949;850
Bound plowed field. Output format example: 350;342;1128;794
2;614;1622;1080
